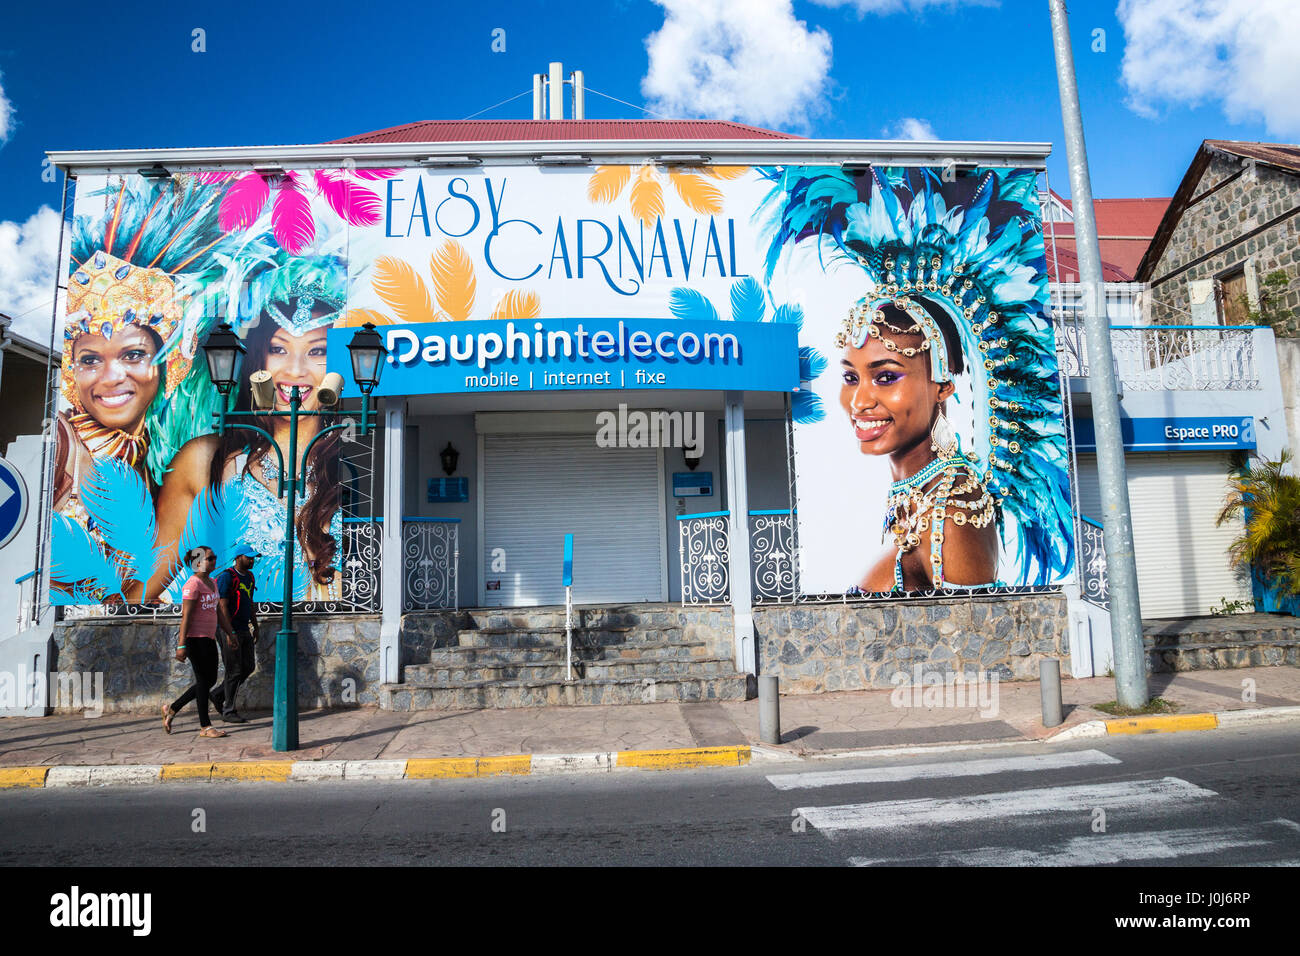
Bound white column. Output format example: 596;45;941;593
724;391;755;674
379;399;406;685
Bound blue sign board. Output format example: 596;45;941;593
329;318;799;397
0;458;28;550
1075;416;1256;452
427;477;469;503
672;472;714;497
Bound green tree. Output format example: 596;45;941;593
1217;452;1300;599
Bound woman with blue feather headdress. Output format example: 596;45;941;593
757;165;1074;591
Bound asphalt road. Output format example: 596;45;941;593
1;722;1298;867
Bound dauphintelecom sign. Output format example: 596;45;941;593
52;161;1069;605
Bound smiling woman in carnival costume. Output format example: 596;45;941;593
759;165;1073;591
145;252;346;604
51;177;236;603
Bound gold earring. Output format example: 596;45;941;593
930;409;958;458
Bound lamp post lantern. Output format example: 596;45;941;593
201;321;387;751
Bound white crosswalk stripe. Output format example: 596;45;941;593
795;776;1217;834
847;822;1292;866
767;749;1120;791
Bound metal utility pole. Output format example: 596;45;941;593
1049;0;1148;707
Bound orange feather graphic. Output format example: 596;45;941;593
668;172;724;215
587;165;632;204
371;256;436;324
430;240;476;321
630;170;665;227
489;290;541;321
704;165;749;180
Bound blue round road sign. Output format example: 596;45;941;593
0;458;29;550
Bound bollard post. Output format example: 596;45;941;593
758;675;781;745
1040;659;1063;728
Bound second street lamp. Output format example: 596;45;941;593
200;321;387;751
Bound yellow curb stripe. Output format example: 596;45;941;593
210;762;294;781
477;754;531;776
405;755;531;779
615;746;751;770
1106;713;1219;735
160;763;214;781
0;767;50;789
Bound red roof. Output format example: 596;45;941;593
1046;194;1170;281
332;119;799;144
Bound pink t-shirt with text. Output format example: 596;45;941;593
182;576;219;638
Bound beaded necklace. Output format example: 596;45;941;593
884;456;995;590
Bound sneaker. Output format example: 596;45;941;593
220;711;248;724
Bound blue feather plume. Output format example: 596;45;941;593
772;303;804;330
50;514;125;601
729;276;765;323
792;391;824;425
668;288;718;322
79;459;161;586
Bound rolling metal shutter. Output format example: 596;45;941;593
1075;452;1251;618
481;434;666;607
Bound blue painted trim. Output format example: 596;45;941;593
1108;325;1266;331
562;533;573;587
1078;514;1103;529
14;570;36;584
403;516;462;524
748;509;792;516
677;510;730;520
343;517;381;524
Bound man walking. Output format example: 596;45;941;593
210;544;260;723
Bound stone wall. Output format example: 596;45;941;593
1147;153;1300;335
52;615;381;714
752;593;1069;693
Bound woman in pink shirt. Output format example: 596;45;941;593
162;545;235;738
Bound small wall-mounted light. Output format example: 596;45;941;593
655;154;711;167
419;156;482;168
250;370;276;411
440;442;460;476
252;163;285;177
138;164;171;180
684;448;702;471
840;162;873;177
533;154;590;166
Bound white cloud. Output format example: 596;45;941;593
0;71;13;143
642;0;833;130
1118;0;1300;138
883;117;937;140
809;0;997;14
0;206;63;343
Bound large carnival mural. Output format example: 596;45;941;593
50;162;1071;605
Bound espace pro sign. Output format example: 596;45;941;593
1075;416;1257;452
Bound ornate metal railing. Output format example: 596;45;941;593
749;511;797;605
60;518;384;619
678;511;800;606
1054;320;1259;391
401;517;459;611
1077;515;1109;610
678;511;730;605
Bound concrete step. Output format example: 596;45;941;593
418;639;714;668
1147;642;1300;671
456;626;684;649
381;674;750;710
462;605;687;631
403;656;735;684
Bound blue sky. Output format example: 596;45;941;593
2;0;1296;336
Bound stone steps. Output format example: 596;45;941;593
381;673;749;710
404;655;736;684
390;603;745;710
1146;642;1300;671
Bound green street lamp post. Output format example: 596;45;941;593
201;321;387;752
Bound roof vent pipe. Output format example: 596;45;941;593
549;62;564;120
572;70;585;120
533;73;545;120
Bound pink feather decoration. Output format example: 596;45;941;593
343;186;382;226
196;171;238;185
271;176;315;253
218;173;271;231
314;170;353;221
352;168;400;181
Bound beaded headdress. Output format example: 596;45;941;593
758;165;1074;586
242;253;347;336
